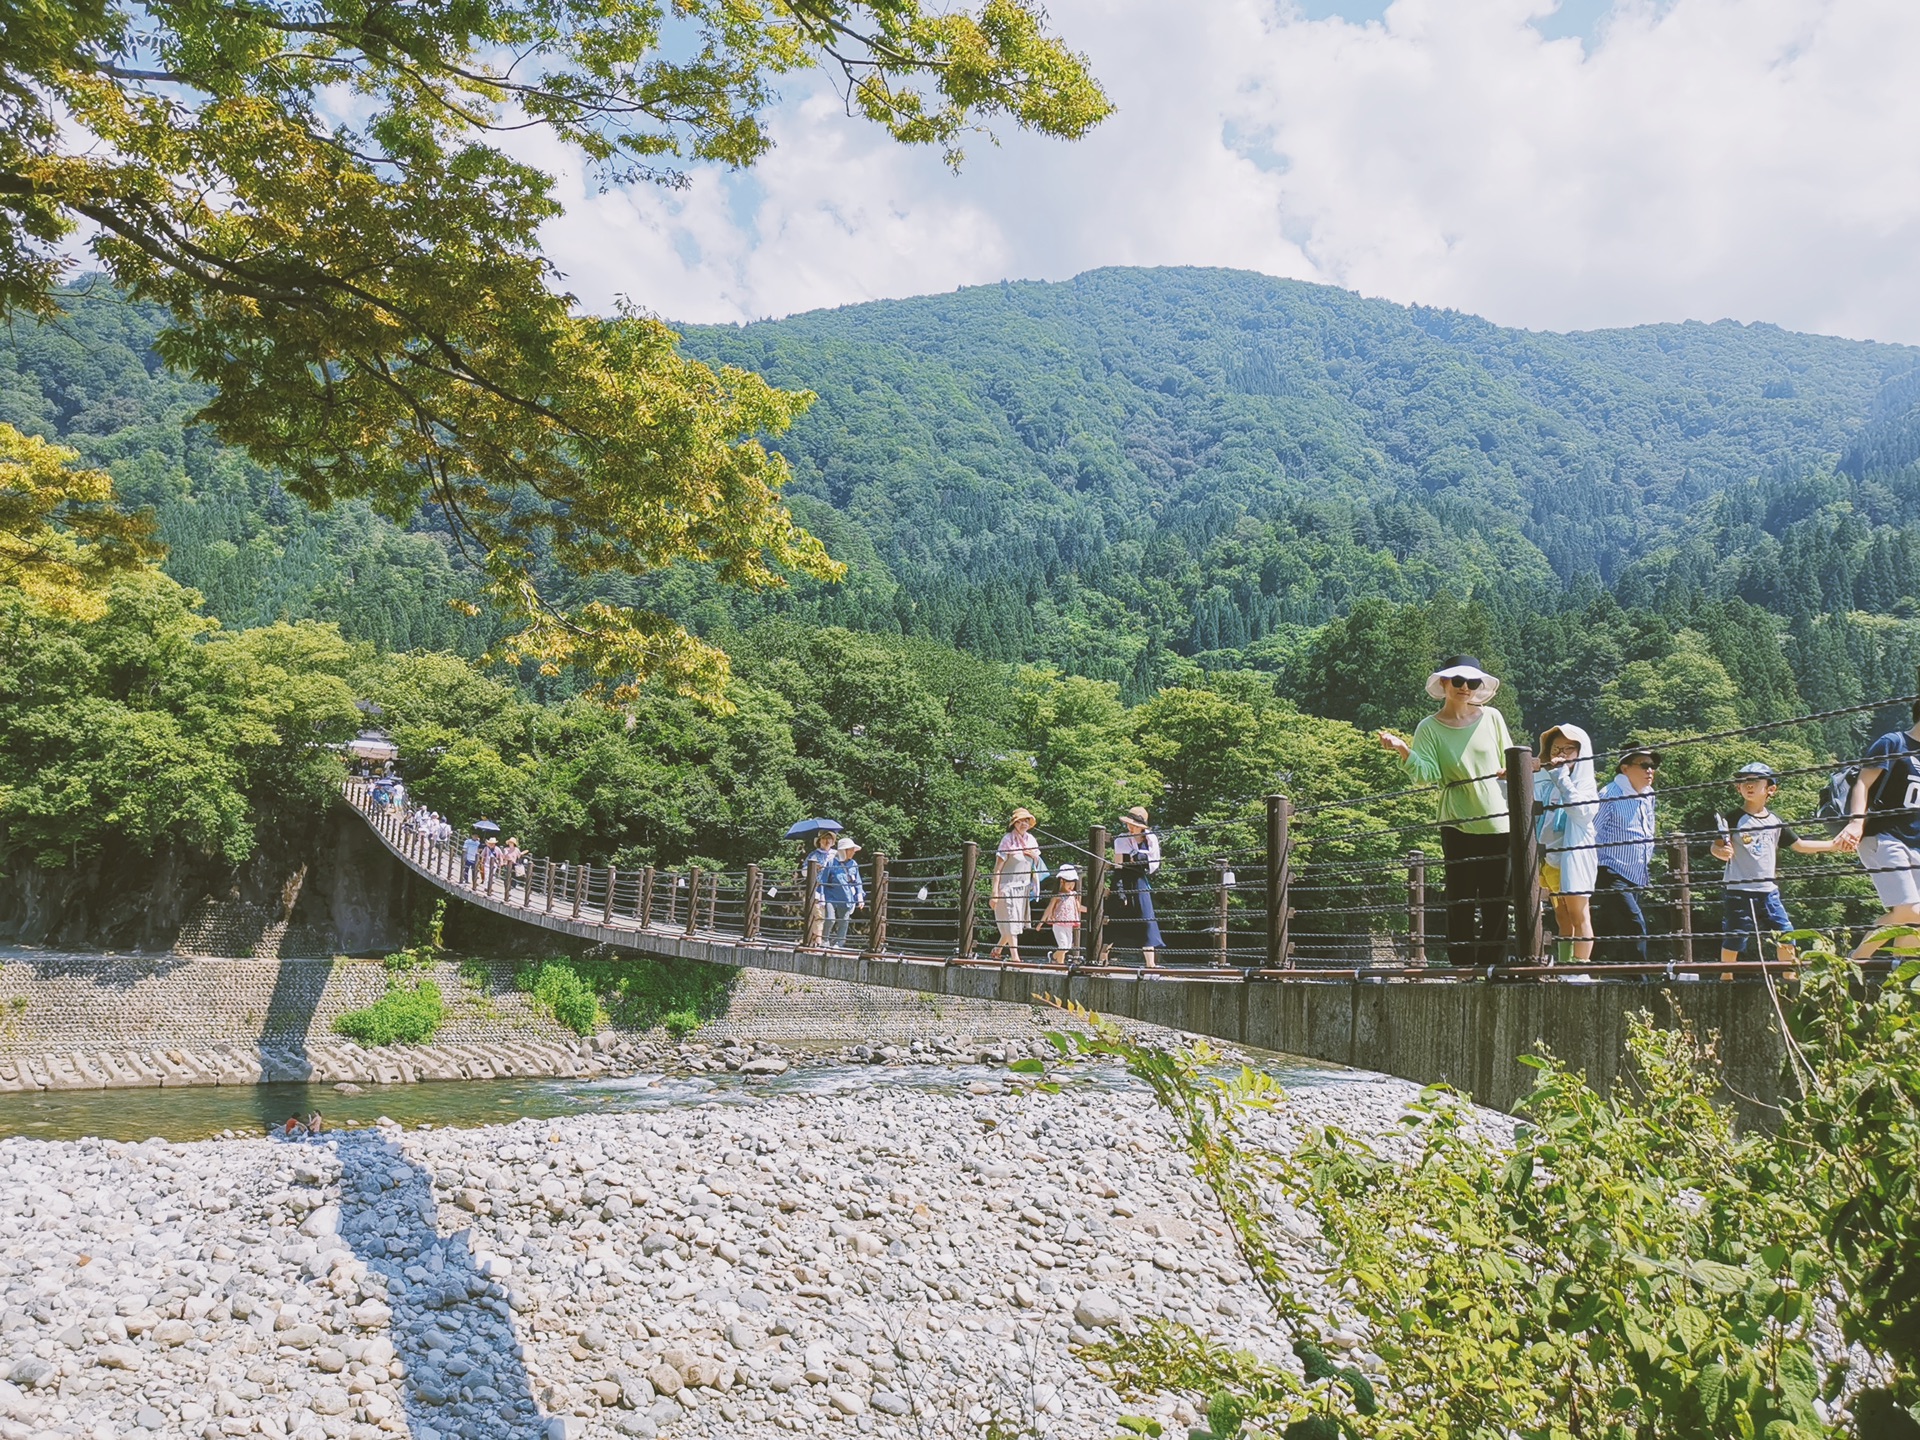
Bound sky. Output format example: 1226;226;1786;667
527;0;1920;345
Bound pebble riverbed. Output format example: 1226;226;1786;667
0;1067;1458;1440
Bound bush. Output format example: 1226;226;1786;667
516;959;604;1036
515;953;735;1034
1061;938;1920;1440
333;980;444;1046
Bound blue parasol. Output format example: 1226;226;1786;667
783;818;845;839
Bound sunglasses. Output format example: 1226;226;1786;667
1445;676;1482;689
1625;758;1659;771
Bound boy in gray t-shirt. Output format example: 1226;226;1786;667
1710;762;1848;965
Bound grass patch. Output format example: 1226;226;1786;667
333;980;444;1046
515;954;737;1037
457;959;491;992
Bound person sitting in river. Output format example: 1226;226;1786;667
306;1111;324;1136
279;1114;307;1140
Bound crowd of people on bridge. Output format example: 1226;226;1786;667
352;653;1920;970
1377;655;1920;968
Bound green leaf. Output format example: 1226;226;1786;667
1008;1057;1046;1074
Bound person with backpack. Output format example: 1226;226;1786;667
1834;698;1920;960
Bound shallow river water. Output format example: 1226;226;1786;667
0;1056;1360;1143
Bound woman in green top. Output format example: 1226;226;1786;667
1377;655;1513;967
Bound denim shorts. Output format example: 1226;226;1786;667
1722;890;1792;954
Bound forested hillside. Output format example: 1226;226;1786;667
4;269;1920;891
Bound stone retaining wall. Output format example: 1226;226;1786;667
0;950;1057;1061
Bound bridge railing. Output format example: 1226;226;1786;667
343;676;1920;980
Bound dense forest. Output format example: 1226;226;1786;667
3;268;1919;885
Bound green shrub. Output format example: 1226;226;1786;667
333;980;444;1046
661;1009;700;1038
457;959;490;991
516;959;604;1035
381;945;436;975
514;953;735;1034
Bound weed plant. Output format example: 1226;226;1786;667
1048;929;1920;1440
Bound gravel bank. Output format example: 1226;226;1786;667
0;1074;1435;1440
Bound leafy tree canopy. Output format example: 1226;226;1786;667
0;0;1109;698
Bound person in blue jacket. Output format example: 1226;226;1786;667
823;836;867;950
1533;724;1598;964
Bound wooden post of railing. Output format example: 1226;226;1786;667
1085;825;1109;965
639;865;655;926
866;854;889;957
743;864;762;940
1507;745;1543;967
1214;859;1231;966
571;865;585;919
1266;793;1291;970
685;869;702;936
957;841;979;959
1408;849;1427;967
706;876;719;933
1670;833;1694;969
801;860;820;948
603;865;617;924
544;859;555;914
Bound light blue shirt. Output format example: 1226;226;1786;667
1593;773;1656;887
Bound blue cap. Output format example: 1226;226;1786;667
1734;761;1776;780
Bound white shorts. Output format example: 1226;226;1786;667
1861;832;1920;909
1052;924;1077;952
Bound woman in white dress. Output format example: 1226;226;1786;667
990;808;1042;961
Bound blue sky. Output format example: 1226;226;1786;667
527;0;1920;345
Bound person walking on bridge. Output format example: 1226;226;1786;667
1834;697;1920;960
1378;656;1513;968
990;809;1043;962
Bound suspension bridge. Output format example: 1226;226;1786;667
341;683;1917;1118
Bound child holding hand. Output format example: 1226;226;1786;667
1711;761;1848;966
1040;865;1081;965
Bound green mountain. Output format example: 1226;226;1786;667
6;267;1920;732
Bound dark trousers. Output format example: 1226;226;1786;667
1439;825;1509;967
1593;867;1649;964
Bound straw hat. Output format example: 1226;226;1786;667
1008;807;1035;827
1120;805;1150;827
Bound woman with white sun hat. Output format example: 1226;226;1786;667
1376;654;1514;968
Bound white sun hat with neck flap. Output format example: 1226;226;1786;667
1425;653;1501;703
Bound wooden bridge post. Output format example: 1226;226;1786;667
639;866;655;927
801;860;821;948
743;865;761;940
685;869;702;936
603;866;617;924
544;859;555;914
1408;849;1427;966
866;854;889;957
1084;825;1108;965
571;865;585;919
1670;834;1694;969
957;841;979;958
1214;859;1230;966
1266;793;1291;970
1507;745;1543;966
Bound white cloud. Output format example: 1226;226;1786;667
533;0;1920;343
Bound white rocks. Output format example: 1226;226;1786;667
1074;1291;1127;1329
0;1065;1449;1440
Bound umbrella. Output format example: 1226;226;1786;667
471;819;501;834
783;818;845;839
